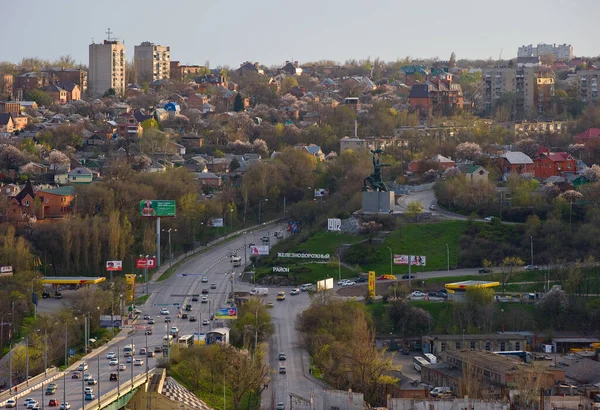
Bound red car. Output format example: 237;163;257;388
48;400;59;407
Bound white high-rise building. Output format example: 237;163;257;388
517;43;573;61
134;42;170;84
89;39;126;97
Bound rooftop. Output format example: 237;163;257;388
445;350;521;374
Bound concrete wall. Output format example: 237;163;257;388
362;191;395;213
388;398;510;410
322;389;365;410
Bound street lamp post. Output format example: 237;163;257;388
530;236;534;266
446;243;450;272
258;199;268;224
337;251;342;281
25;335;29;386
229;208;233;234
386;246;393;276
8;341;12;394
162;228;177;268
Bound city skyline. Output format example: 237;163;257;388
2;0;599;68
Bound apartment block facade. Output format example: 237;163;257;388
518;43;573;61
134;42;170;84
483;67;554;118
89;40;126;97
577;70;599;104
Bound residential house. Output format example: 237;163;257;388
279;61;303;76
430;154;455;170
0;113;15;132
19;162;48;175
0;102;20;114
166;141;186;156
187;93;209;110
340;137;368;152
486;144;507;156
534;148;576;179
206;158;230;173
170;61;204;82
237;61;264;75
503;120;565;137
408;75;463;112
465;165;489;184
68;167;93;184
41;84;68;104
194;74;226;93
295;144;325;160
195;171;222;187
574;128;600;145
116;114;143;138
41;67;87;92
181;134;204;148
7;180;36;220
14;71;52;94
0;183;20;197
56;82;81;102
85;134;105;146
496;151;534;176
163;102;181;113
36;186;76;218
1;74;13;99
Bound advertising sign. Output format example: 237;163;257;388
249;245;269;256
106;261;122;271
272;267;290;273
327;218;341;231
317;278;334;291
215;307;238;320
394;255;409;265
410;256;426;266
125;274;136;303
368;271;376;298
208;218;224;228
136;257;156;269
194;332;206;346
277;252;330;260
0;266;13;276
139;200;176;217
99;315;122;328
314;188;329;197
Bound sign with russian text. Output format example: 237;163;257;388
139;200;176;217
106;261;122;271
277;252;330;259
394;255;408;265
0;266;13;276
208;218;223;227
215;307;237;320
136;257;156;269
272;267;290;273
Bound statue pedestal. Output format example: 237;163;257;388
362;191;395;213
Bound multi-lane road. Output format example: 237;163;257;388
2;223;324;410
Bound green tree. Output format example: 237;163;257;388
499;256;525;293
23;89;53;107
233;93;244;112
405;201;424;219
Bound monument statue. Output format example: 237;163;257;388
363;148;391;192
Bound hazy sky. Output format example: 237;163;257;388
3;0;598;68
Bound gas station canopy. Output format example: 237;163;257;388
40;277;107;285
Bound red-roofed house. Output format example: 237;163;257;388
534;148;576;179
574;128;600;145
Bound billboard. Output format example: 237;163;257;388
215;307;238;320
125;274;136;303
410;256;426;266
368;271;376;298
277;252;330;259
249;245;269;256
99;315;122;328
136;257;156;269
208;218;224;228
139;200;176;217
194;332;206;346
327;218;341;231
314;188;329;197
394;255;408;265
0;266;13;277
317;278;334;291
106;261;122;271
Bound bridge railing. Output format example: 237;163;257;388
81;370;152;410
0;369;63;407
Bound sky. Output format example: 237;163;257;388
2;0;599;68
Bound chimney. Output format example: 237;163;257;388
294;61;299;66
254;62;259;68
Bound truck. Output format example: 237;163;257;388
250;287;269;296
231;256;242;267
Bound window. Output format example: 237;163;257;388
515;342;520;350
500;342;506;351
456;342;461;349
24;199;30;206
440;342;447;352
485;341;491;351
470;342;476;350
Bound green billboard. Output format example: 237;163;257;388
140;200;176;217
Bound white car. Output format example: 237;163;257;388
109;358;118;366
342;281;356;287
106;352;116;360
5;399;16;408
134;308;142;314
160;308;169;315
26;402;38;409
78;362;88;371
411;291;425;298
84;387;93;395
134;359;144;366
23;399;36;407
290;288;300;295
118;364;126;371
126;356;132;363
59;403;70;410
484;216;493;222
170;327;179;335
338;279;349;286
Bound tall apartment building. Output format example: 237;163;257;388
483;67;554;119
89;39;126;97
134;42;170;84
518;43;573;61
576;70;600;104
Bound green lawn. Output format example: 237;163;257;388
135;294;150;305
361;221;468;275
293;231;362;254
255;262;356;285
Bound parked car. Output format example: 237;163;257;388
410;291;425;298
356;276;368;283
402;275;415;280
401;348;410;355
524;265;539;270
429;204;437;210
337;279;349;286
430;387;452;397
42;292;50;299
484;216;494;222
478;268;492;274
54;293;63;299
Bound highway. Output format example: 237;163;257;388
2;223;311;410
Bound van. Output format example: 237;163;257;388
250;288;268;296
275;231;283;239
300;284;314;292
231;256;242;267
430;387;452;397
